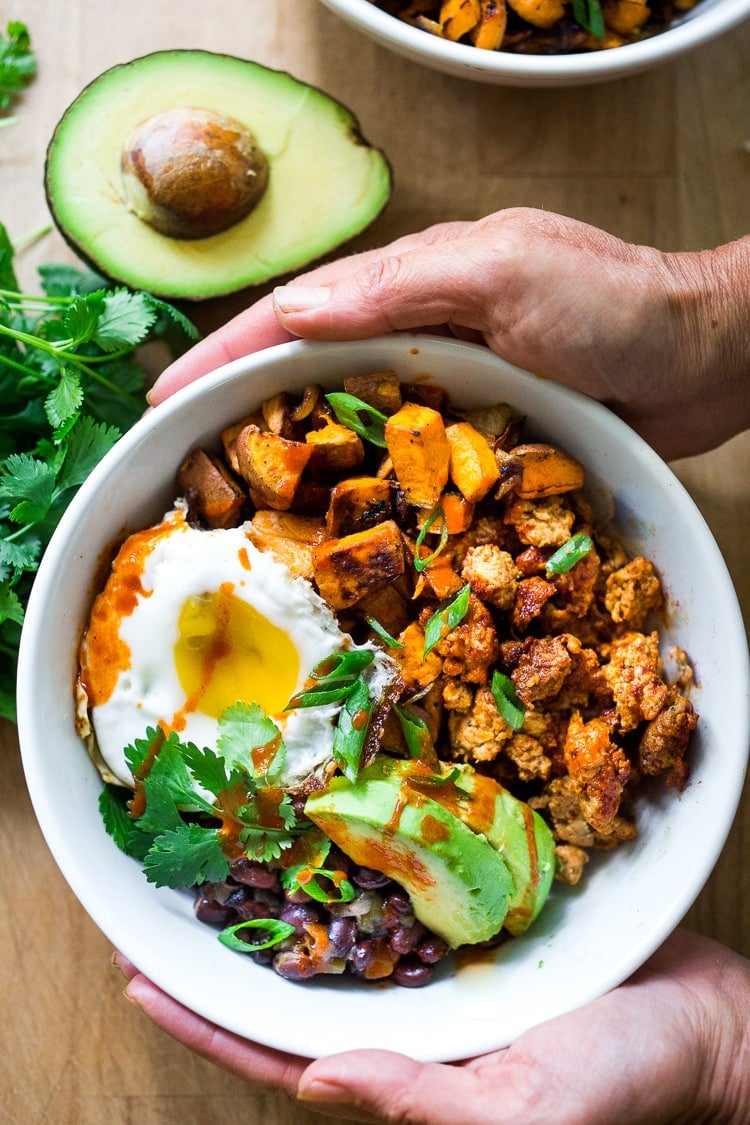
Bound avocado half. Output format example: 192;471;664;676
44;51;392;300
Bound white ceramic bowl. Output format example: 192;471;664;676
319;0;750;86
18;335;749;1062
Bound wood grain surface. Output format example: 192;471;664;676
2;2;748;1121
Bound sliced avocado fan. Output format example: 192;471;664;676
44;50;392;300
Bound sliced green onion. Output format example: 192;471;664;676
491;670;526;732
332;675;373;782
312;649;375;680
408;766;461;787
571;0;605;38
286;679;357;709
282;865;356;904
364;614;404;649
414;506;449;574
423;583;471;657
218;918;296;953
545;532;593;576
326;392;388;448
394;704;433;759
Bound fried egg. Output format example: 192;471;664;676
77;504;396;787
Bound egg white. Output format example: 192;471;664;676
81;507;395;788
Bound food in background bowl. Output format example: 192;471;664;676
75;368;697;987
17;337;748;1060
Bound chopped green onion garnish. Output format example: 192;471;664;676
545;532;593;576
571;0;605;38
282;865;356;904
326;392;388;448
491;670;526;732
364;614;404;649
312;649;375;680
286;679;358;709
332;675;374;782
394;704;433;759
414;506;449;574
218;918;296;953
423;583;471;657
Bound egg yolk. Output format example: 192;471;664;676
173;582;300;723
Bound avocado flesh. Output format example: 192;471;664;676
429;763;556;936
44;51;392;300
304;762;513;949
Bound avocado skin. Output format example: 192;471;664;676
44;50;393;301
305;762;513;949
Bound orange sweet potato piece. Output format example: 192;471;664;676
221;413;263;473
445;421;500;502
344;370;403;416
602;0;650;32
177;448;245;529
470;0;507;48
236;425;312;511
325;476;393;538
305;421;365;474
312;520;405;610
511;443;585;499
506;0;565;27
247;511;326;580
440;0;481;39
385;402;450;508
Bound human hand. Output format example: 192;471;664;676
116;927;750;1124
149;208;750;460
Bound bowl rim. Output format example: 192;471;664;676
17;334;750;1060
318;0;750;81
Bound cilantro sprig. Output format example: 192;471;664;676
0;22;35;116
0;226;198;721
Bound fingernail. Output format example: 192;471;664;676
273;285;330;314
297;1076;352;1105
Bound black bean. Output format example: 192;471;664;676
273;950;317;981
234;898;274;922
224;886;252;911
380;889;414;929
416;935;451;964
194;895;234;927
389;922;425;955
229;857;280;890
349;938;378;974
279;901;324;935
328;915;358;958
393;960;434;988
352;866;391;890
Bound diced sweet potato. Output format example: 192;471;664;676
394;622;443;693
359;584;412;638
325;476;393;538
440;0;481;39
312;520;405;610
445;421;500;503
236;425;312;511
401;382;448;413
289;479;331;517
511;443;585;499
416;492;475;536
305;422;365;474
385;402;450;508
176;448;246;529
603;0;650;33
247;510;326;580
221;413;263;473
470;0;507;48
506;0;565;27
344;370;403;416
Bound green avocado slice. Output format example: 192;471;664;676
304;762;514;949
44;50;392;300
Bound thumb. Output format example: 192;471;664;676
272;232;500;341
296;1049;489;1124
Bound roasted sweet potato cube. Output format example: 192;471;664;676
401;382;448;413
440;0;481;39
385;402;450;508
177;448;245;529
247;510;326;580
325;476;393;538
511;443;585;499
470;0;507;48
312;520;405;610
236;425;312;511
344;370;403;416
393;621;443;693
221;413;263;473
305;422;365;474
445;421;500;502
289;478;331;517
441;491;475;533
358;583;412;638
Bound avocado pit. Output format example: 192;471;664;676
121;106;269;240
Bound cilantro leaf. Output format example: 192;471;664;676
180;743;238;798
99;784;155;861
55;416;121;492
0;22;35;112
0;582;24;626
217;702;285;780
143;823;230;888
144;733;217;817
45;367;83;432
93;290;158;351
123;727;164;776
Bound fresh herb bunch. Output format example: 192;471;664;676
0;222;198;722
0;21;35;116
